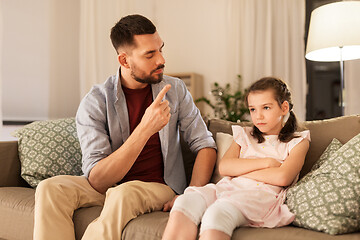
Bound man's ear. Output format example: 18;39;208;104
118;52;130;69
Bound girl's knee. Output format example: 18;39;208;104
200;202;246;236
171;192;207;225
172;193;196;209
201;202;226;224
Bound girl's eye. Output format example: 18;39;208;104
249;108;255;112
264;106;270;110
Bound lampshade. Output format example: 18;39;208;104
305;1;360;62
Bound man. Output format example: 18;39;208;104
34;14;216;240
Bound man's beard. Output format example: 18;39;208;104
131;64;165;84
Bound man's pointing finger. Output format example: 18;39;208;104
153;84;171;104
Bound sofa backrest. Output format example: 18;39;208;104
0;141;30;187
207;114;360;179
2;114;360;188
301;115;360;178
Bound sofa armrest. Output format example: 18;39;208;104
0;141;30;187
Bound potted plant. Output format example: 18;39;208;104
196;75;249;122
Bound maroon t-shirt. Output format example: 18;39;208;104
120;84;165;184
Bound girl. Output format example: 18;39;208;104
162;77;310;240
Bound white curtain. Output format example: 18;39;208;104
345;59;360;115
79;0;122;99
227;0;306;120
0;0;3;133
79;0;157;99
79;0;307;119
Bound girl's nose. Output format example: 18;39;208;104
256;111;264;119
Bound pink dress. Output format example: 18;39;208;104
186;126;310;228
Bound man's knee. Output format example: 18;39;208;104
35;175;84;200
106;181;143;201
105;181;174;213
36;176;68;195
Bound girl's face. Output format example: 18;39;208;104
247;90;289;135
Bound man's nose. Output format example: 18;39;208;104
157;52;165;65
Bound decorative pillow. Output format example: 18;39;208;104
311;138;343;171
211;132;233;183
13;118;83;187
286;134;360;235
300;138;343;184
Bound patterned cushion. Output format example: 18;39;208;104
299;138;343;184
13;118;83;187
211;132;233;183
286;134;360;235
310;138;343;171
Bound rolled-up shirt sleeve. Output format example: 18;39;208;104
76;88;112;178
177;80;217;152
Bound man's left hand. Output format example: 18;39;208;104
162;195;179;212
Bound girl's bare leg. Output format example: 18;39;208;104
162;211;198;240
199;229;231;240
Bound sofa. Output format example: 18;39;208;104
1;115;360;240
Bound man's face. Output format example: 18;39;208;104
127;32;165;84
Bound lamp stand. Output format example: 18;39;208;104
339;46;345;116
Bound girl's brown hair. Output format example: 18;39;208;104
245;77;298;143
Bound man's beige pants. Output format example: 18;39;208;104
33;175;175;240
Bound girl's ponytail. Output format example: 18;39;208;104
279;110;297;142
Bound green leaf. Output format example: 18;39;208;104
194;76;249;122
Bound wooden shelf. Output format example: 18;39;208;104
166;73;204;112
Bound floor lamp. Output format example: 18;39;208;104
305;1;360;116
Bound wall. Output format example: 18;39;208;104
345;59;360;116
0;0;2;131
1;0;234;120
2;0;340;121
48;0;80;119
2;0;51;121
1;0;80;121
156;0;232;115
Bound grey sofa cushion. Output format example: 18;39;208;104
1;115;360;240
0;141;29;188
0;187;102;240
0;187;34;240
122;211;360;240
301;115;360;178
122;211;169;240
73;206;103;240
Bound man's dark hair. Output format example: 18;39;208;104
110;14;156;53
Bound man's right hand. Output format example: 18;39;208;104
139;84;171;136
